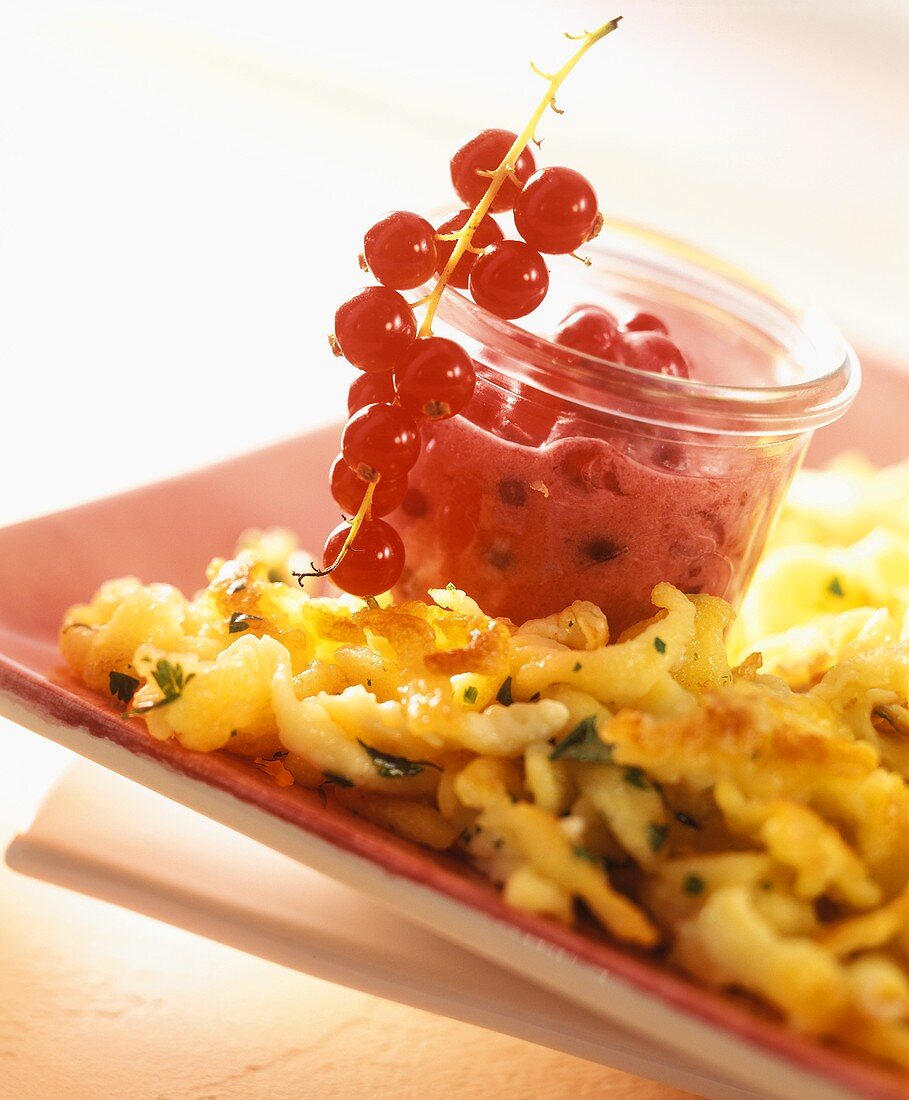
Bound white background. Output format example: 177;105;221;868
1;0;907;526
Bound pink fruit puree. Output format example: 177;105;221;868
394;370;797;633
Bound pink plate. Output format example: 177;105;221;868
1;352;907;1100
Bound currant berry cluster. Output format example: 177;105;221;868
301;20;625;598
554;303;690;378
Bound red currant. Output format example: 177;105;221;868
450;129;536;213
513;167;599;255
434;209;504;289
468;240;549;319
323;519;404;596
347;371;396;415
394;337;476;421
611;331;690;378
329;453;407;517
363;211;438;290
342;402;421;482
553;305;619;359
625;311;668;334
334;287;416;373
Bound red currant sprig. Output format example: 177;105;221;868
297;18;623;598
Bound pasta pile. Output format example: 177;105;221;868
60;456;909;1071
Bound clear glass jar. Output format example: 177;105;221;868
393;221;860;633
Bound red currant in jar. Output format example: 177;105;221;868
363;211;438;290
342;402;421;482
611;331;690;378
449;129;536;212
468;240;549;319
394;337;476;421
329;453;408;517
513;167;600;254
625;311;668;334
323;519;404;596
333;287;416;373
434;209;504;289
347;371;396;415
553;305;619;359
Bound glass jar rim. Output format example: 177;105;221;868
430;219;861;438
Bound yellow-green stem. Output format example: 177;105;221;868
417;16;621;338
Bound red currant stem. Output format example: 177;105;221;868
417;16;622;338
293;480;378;582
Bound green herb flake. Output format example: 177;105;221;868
267;567;283;584
873;706;908;734
647;822;668;853
683;873;705;896
109;671;140;705
496;676;514;706
322;770;354;788
654;636;667;654
127;659;195;715
228;611;263;634
623;766;649;790
229;729;238;738
464;685;479;705
827;576;845;598
675;811;700;830
530;692;541;702
446;581;457;592
573;846;596;863
550;715;614;763
358;739;441;779
572;661;583;672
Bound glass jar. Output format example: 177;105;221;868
393;221;860;634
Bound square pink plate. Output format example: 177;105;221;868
1;355;906;1100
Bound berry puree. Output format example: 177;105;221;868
393;369;788;633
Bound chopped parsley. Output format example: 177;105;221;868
109;671;140;705
572;661;583;672
675;811;700;830
623;766;649;790
446;581;457;592
647;822;668;852
550;716;614;763
496;677;514;706
358;739;441;779
573;845;596;862
464;685;479;705
127;659;194;715
261;750;289;761
654;636;667;654
228;611;263;634
683;873;705;896
530;692;541;702
322;770;354;788
827;576;845;598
